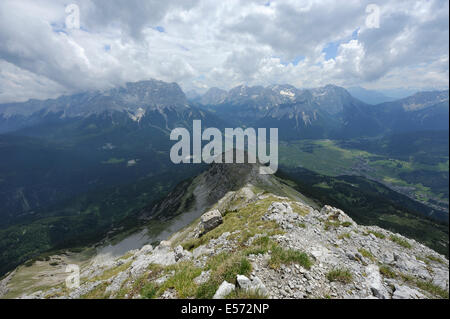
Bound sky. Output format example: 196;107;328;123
0;0;448;103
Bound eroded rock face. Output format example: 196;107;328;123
196;209;223;237
105;271;129;296
320;205;356;226
365;265;388;299
392;285;426;299
130;244;176;278
0;270;14;298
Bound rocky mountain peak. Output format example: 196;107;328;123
199;87;228;105
120;79;187;108
0;79;188;120
398;90;449;111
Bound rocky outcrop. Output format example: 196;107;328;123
320;205;356;226
237;275;269;296
392;285;426;299
130;243;176;278
213;281;235;299
195;210;223;237
365;264;388;299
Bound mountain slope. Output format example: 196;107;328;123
198;84;384;139
374;90;449;133
0;79;228;226
1;162;448;299
0;79;230;276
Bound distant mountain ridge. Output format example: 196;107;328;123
0;79;188;117
0;79;192;134
197;83;449;139
1;79;447;138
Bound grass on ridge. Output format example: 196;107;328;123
326;268;353;284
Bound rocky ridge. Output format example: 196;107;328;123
2;166;448;299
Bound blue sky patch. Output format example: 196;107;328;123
323;42;340;60
322;28;359;60
277;56;305;66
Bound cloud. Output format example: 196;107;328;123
0;0;448;103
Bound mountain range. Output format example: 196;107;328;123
1;80;448;139
195;84;449;139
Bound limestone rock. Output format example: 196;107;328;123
193;270;211;285
174;245;192;262
213;281;235;299
130;246;175;278
105;271;129;295
197;209;223;237
236;275;269;296
365;265;388;299
392;285;426;299
139;244;153;255
320;205;356;226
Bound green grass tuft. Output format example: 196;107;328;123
338;232;351;239
426;255;444;264
326;268;353;284
358;248;374;260
196;252;252;299
367;230;386;239
379;265;397;279
390;235;412;249
141;282;159;299
268;244;312;270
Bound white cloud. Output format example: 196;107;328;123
0;0;448;103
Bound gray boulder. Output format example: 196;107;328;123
213;281;235;299
236;275;269;296
197;210;223;237
392;285;426;299
174;245;192;262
